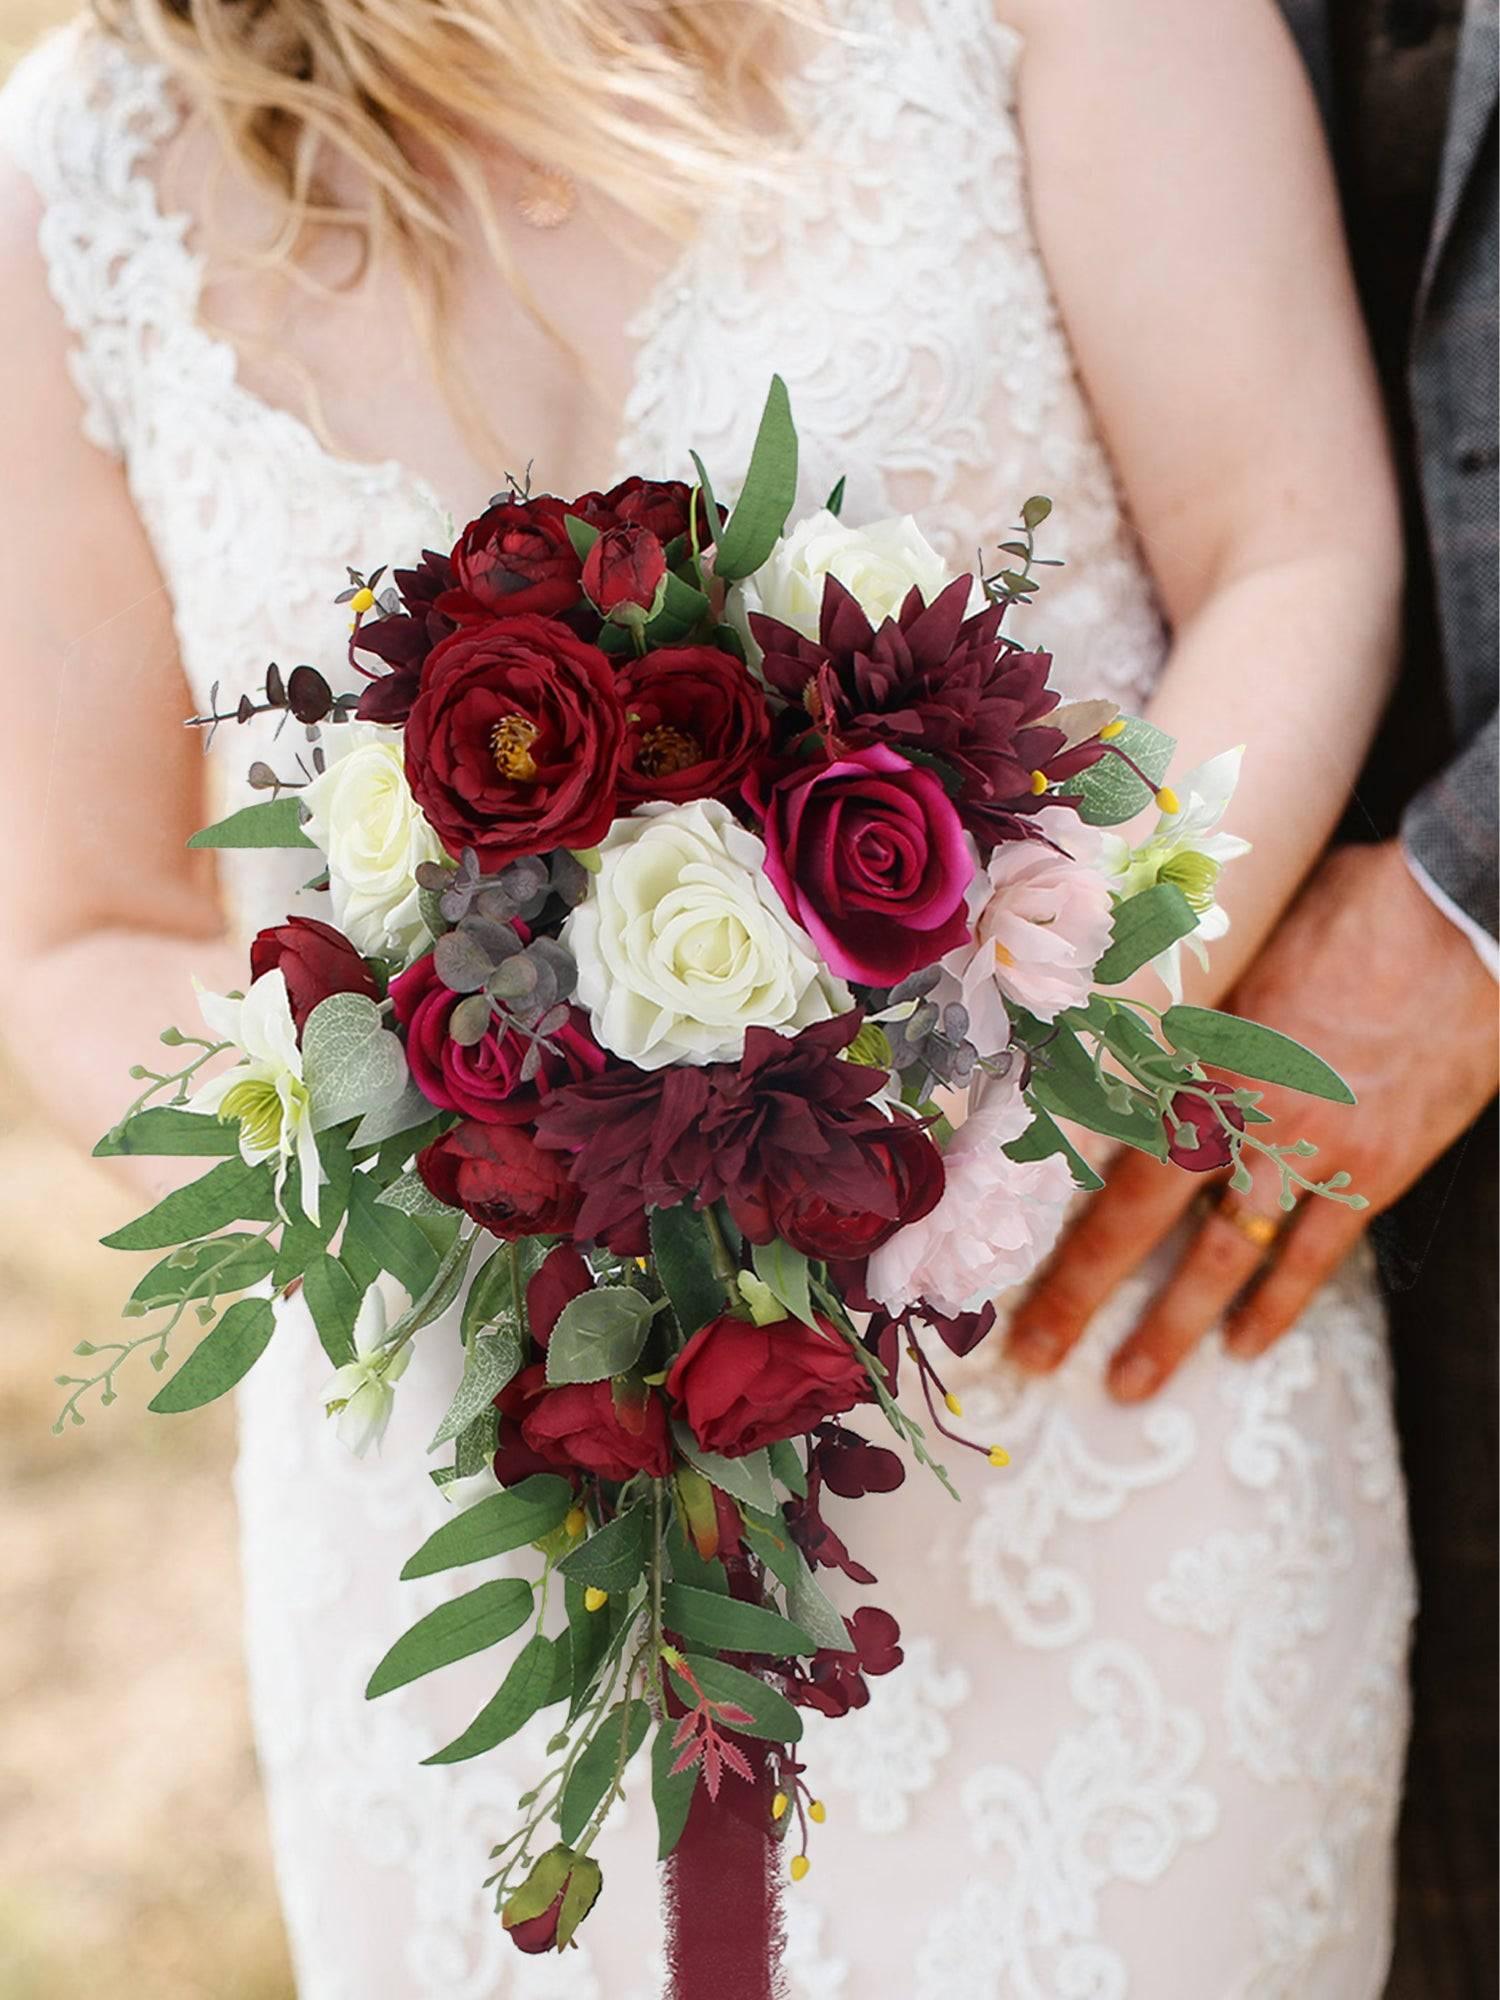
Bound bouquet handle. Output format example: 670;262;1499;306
665;1737;783;2000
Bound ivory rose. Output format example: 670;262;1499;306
562;799;850;1069
299;724;445;966
734;508;976;648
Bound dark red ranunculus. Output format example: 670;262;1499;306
1164;1081;1246;1172
390;952;604;1124
442;495;583;623
501;1364;672;1481
404;616;625;868
667;1312;871;1458
594;475;714;546
758;1113;945;1260
417;1120;583;1238
247;916;377;1033
747;743;974;987
616;646;772;807
581;524;666;616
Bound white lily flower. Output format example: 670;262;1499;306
189;968;324;1222
1099;747;1252;1002
321;1283;413;1458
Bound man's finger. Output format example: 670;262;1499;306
1007;1146;1201;1373
1223;1192;1370;1359
1106;1165;1291;1402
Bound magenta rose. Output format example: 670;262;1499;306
390;952;605;1124
747;743;974;986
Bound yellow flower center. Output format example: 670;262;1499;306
218;1076;284;1154
1158;850;1222;912
636;723;704;778
491;714;541;782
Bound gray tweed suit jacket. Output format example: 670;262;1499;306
1284;0;1498;937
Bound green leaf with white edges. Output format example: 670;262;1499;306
545;1286;664;1385
374;1168;455;1219
1163;1006;1357;1104
302;993;409;1135
366;1577;534;1698
1056;716;1175;826
429;1329;524;1449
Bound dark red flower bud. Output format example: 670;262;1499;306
502;1845;602;1954
582;524;667;616
417;1121;584;1238
1164;1081;1246;1172
248;917;377;1034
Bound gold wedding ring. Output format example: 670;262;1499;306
1215;1193;1283;1252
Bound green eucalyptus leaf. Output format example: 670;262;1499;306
187;797;315;850
147;1296;275;1412
651;1719;699;1861
660;1583;815;1657
557;1503;650;1596
375;1169;456;1219
302;993;409;1134
94;1105;240;1159
649;1205;724;1337
101;1156;278;1252
400;1474;573;1579
1056;716;1175;827
366;1578;533;1698
559;1699;650;1846
1093;882;1200;984
711;375;799;581
1163;1006;1357;1105
423;1633;557;1764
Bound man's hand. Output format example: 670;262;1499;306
1007;841;1499;1400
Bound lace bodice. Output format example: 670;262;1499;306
1;11;1411;1999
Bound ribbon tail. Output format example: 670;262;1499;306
664;1737;785;2000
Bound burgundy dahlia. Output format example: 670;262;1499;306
751;573;1104;846
352;548;458;723
534;1064;715;1249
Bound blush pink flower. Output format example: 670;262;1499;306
942;806;1114;1042
865;1077;1075;1317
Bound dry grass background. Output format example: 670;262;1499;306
1;6;295;1995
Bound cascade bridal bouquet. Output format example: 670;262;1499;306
73;380;1362;1992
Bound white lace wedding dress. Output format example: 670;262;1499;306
2;10;1415;1997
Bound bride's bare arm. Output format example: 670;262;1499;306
1002;0;1402;1001
0;171;239;1189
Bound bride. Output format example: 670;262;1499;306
0;0;1413;1993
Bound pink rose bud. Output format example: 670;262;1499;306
582;524;667;617
1164;1081;1247;1172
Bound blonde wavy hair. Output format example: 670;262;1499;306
94;0;810;282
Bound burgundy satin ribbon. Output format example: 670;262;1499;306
665;1738;783;2000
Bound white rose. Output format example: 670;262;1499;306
732;509;980;654
563;798;852;1069
300;724;445;967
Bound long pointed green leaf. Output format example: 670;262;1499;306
423;1633;557;1765
1163;1006;1356;1105
102;1157;278;1251
711;376;799;581
148;1296;276;1412
400;1475;573;1580
188;798;314;850
366;1578;534;1698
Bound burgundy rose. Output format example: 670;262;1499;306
1164;1081;1246;1172
442;495;583;623
391;952;604;1124
616;646;772;807
760;1113;945;1260
404;616;625;868
501;1364;672;1481
667;1312;871;1458
748;743;974;986
581;524;666;616
594;475;715;546
247;916;377;1033
417;1120;583;1238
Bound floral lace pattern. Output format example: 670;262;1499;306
1;5;1412;1995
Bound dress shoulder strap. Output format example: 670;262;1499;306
0;22;193;459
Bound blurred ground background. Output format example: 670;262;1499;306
1;8;295;1995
